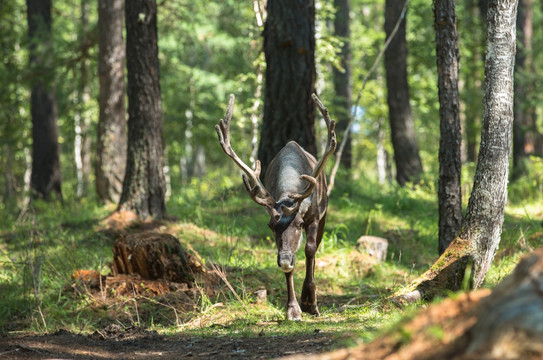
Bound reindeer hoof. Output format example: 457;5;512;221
301;303;320;316
286;304;302;321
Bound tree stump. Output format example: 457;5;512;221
112;232;200;284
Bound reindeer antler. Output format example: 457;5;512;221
215;95;276;209
282;94;337;216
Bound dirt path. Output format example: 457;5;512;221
0;326;335;359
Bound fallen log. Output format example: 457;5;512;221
283;247;543;360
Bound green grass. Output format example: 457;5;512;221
1;164;542;348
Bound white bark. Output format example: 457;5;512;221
462;0;518;288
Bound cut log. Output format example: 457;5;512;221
112;232;202;284
282;247;543;360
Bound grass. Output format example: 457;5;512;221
1;164;542;349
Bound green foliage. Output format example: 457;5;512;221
1;0;543;348
509;156;543;202
159;0;259;186
0;0;31;203
0;0;541;205
1;169;541;339
0;200;111;331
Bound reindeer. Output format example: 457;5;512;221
215;94;336;320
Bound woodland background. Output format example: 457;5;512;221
1;0;543;359
4;0;542;203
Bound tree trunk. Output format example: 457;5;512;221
26;0;62;201
193;146;206;178
3;145;14;200
512;0;535;177
118;0;166;219
74;0;92;198
434;0;462;255
250;0;265;168
258;0;316;177
479;0;488;17
376;118;389;184
465;0;517;288
96;0;127;203
332;0;352;170
394;0;518;302
462;0;485;164
384;0;423;186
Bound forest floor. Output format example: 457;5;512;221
0;291;487;360
0;327;335;359
0;289;512;360
2;176;543;360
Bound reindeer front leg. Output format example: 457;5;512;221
300;218;324;316
285;270;302;320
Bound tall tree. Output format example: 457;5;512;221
479;0;489;16
118;0;166;219
396;0;518;302
333;0;352;169
96;0;127;203
1;2;26;203
462;0;485;164
434;0;462;255
257;0;316;176
512;0;535;177
26;0;62;201
384;0;423;186
74;0;92;198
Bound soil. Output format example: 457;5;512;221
6;213;540;360
0;326;335;359
0;214;337;359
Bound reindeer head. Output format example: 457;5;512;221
268;198;308;272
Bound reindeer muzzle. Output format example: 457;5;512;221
278;251;295;272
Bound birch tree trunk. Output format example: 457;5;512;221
74;0;92;198
464;0;517;288
394;0;518;302
250;0;265;168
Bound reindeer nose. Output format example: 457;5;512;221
278;251;295;272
